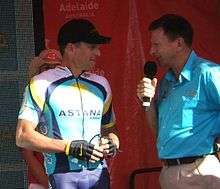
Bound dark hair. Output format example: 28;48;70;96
149;14;193;47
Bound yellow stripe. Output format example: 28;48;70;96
103;122;115;129
29;79;44;110
103;95;112;114
79;144;83;156
65;142;71;156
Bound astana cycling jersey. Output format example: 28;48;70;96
18;66;116;175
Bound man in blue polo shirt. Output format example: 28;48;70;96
137;14;220;189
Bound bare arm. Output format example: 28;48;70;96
16;119;67;153
21;149;48;188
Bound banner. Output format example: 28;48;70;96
43;1;220;188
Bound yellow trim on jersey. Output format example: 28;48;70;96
103;95;112;114
103;122;115;129
29;79;45;110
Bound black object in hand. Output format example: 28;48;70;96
143;61;157;110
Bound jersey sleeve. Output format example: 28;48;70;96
18;77;48;125
101;79;116;130
18;85;41;125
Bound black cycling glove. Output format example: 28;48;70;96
105;138;118;157
68;140;95;161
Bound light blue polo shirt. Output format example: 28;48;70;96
156;51;220;159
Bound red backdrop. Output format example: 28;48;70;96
43;0;220;188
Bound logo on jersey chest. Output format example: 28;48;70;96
59;109;102;119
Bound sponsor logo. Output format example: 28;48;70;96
59;1;100;19
59;109;102;119
38;123;48;135
82;68;105;77
186;90;197;98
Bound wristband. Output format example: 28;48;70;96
65;141;71;156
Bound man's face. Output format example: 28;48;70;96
73;42;101;71
149;28;178;68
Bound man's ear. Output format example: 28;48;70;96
65;43;76;54
175;37;185;51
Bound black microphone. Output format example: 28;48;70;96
143;61;157;110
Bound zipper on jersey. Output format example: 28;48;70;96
75;78;85;139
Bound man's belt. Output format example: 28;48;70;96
162;153;217;166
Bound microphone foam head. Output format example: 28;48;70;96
144;61;157;79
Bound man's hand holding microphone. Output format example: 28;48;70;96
137;61;158;111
